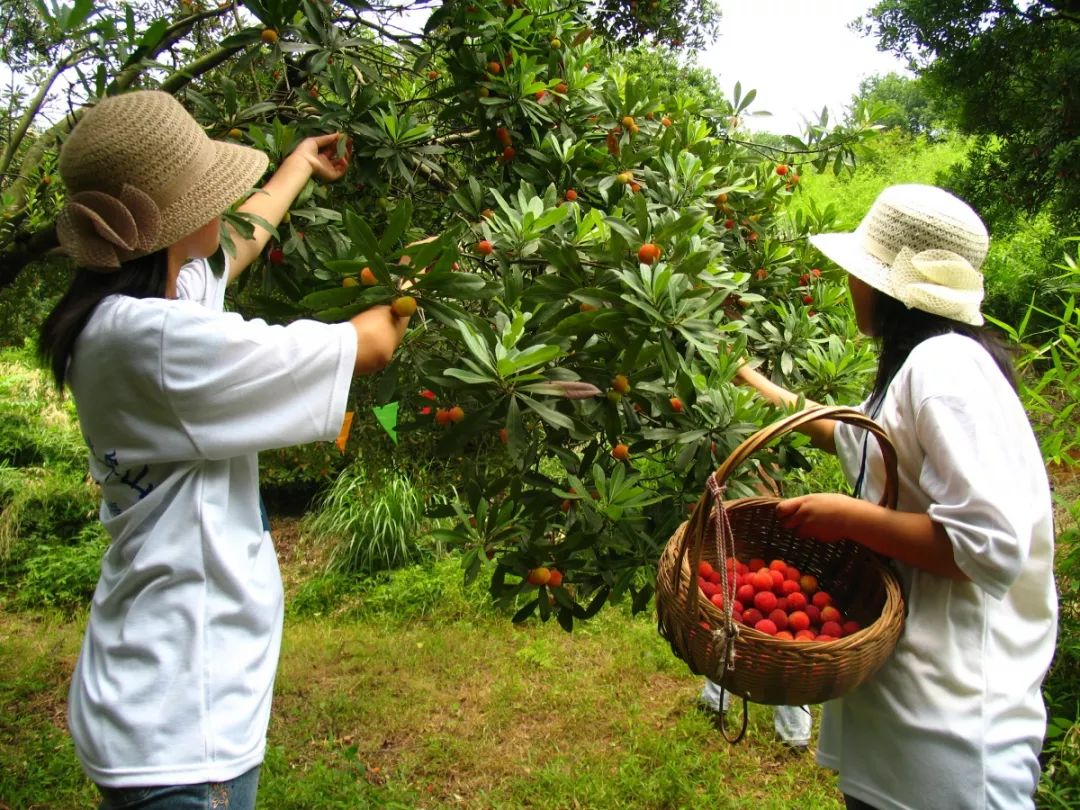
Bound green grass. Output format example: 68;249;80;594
0;546;844;809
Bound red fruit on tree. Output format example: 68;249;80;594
477;239;494;255
669;397;683;412
565;188;578;201
498;427;509;444
612;443;630;461
487;61;502;74
547;569;563;587
448;405;465;423
527;567;551;586
637;243;661;264
360;266;377;285
420;389;437;400
775;164;789;176
268;247;285;265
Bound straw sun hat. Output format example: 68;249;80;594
56;90;268;269
809;184;990;326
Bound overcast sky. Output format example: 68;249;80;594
699;1;912;135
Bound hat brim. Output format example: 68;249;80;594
808;232;894;298
156;140;269;249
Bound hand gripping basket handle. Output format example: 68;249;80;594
713;404;899;510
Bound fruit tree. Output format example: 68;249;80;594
0;0;882;629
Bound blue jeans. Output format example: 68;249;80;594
97;765;261;810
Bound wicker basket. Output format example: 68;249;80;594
656;405;906;708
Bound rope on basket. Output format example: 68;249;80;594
704;475;748;743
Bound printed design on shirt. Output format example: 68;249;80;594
88;439;157;515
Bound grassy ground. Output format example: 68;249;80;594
0;519;844;810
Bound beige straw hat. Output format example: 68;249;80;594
56;90;268;269
809;184;989;326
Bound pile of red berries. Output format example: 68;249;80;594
697;557;861;641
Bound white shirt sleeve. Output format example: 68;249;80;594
159;304;357;459
174;257;229;310
914;391;1031;599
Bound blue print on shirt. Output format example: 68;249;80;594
100;449;156;500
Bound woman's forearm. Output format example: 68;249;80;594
736;364;836;453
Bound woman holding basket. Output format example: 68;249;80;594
735;184;1057;810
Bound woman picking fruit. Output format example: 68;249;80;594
734;185;1056;810
38;91;413;809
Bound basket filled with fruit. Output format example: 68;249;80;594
656;405;906;710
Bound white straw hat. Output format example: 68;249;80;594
809;184;989;326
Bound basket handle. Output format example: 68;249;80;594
713;405;899;511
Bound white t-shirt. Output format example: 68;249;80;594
818;333;1057;810
66;259;357;788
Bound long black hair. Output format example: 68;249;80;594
866;288;1018;413
38;250;170;393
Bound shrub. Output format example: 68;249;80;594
289;555;496;622
0;463;98;562
303;466;435;576
0;344;86;470
12;523;108;612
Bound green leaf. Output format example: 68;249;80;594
518;394;575;430
415;272;492;299
379;198;412;253
444;368;496;385
344;211;385;273
496;344;562;377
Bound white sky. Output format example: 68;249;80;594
698;1;912;135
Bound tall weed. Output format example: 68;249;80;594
304;466;434;575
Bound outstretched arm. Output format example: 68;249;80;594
734;362;837;453
776;493;968;579
225;133;350;281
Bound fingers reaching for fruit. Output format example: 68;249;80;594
294;132;351;182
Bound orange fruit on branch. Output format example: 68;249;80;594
391;296;417;317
